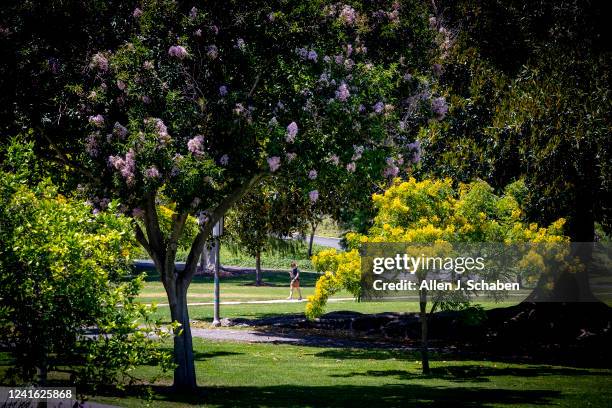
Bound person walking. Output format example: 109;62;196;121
287;261;303;300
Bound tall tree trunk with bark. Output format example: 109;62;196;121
419;287;430;375
307;222;318;258
255;251;262;286
133;176;262;391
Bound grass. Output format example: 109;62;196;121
83;339;612;407
315;216;345;238
137;267;521;322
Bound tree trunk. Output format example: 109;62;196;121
419;287;430;375
307;224;317;258
167;277;197;391
255;251;262;286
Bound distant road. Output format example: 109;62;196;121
291;233;342;249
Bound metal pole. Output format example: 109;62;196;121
212;218;223;327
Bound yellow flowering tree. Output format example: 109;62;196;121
308;177;567;373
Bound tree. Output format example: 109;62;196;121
0;143;172;387
307;177;566;373
2;0;444;389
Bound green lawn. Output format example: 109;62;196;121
86;339;612;407
138;268;521;322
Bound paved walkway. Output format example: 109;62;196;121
189;327;411;349
153;297;354;307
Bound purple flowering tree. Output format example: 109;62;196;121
4;0;445;390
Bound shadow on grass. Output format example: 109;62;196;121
329;365;607;384
93;383;561;407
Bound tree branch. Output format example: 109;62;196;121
40;132;99;182
182;174;265;283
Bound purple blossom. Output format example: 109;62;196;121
144;166;160;179
89;52;108;72
334;55;344;65
194;29;202;37
286;121;298;143
433;63;443;77
141;95;151;104
309;190;319;203
109;149;136;185
189;7;198;19
346;162;356;172
89;114;105;128
296;48;309;59
236;38;246;51
219;85;228;96
168;45;189;60
113;122;128;139
143;60;154;70
383;166;400;178
352;145;364;161
373;102;384;114
85;133;99;157
431;96;448;120
286;152;297;162
267;156;281;172
187;135;205;155
267;12;276;22
339;5;357;25
219;154;229;166
429;16;437;28
133;8;143;18
116;79;126;90
344;59;354;70
307;50;318;62
207;45;219;59
132;207;144;218
327;154;340;165
358;104;366;113
308;169;318;180
335;83;350;102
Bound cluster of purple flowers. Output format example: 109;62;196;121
168;45;189;60
308;169;318;180
431;96;448;120
85;133;99;157
219;154;229;166
144;166;160;179
267;156;281;172
89;52;108;72
113;122;128;139
383;157;400;178
286;152;297;162
335;83;350;102
189;7;198;19
327;154;340;166
346;162;356;173
339;5;357;25
89;114;105;128
219;85;228;97
296;48;318;62
133;8;143;18
407;140;422;163
207;45;219;59
373;102;385;114
108;149;136;185
236;38;246;51
286;121;298;143
352;145;364;161
187;135;205;156
309;190;319;203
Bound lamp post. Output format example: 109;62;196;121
211;217;223;327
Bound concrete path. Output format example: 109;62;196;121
153;297;354;307
189;327;411;349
